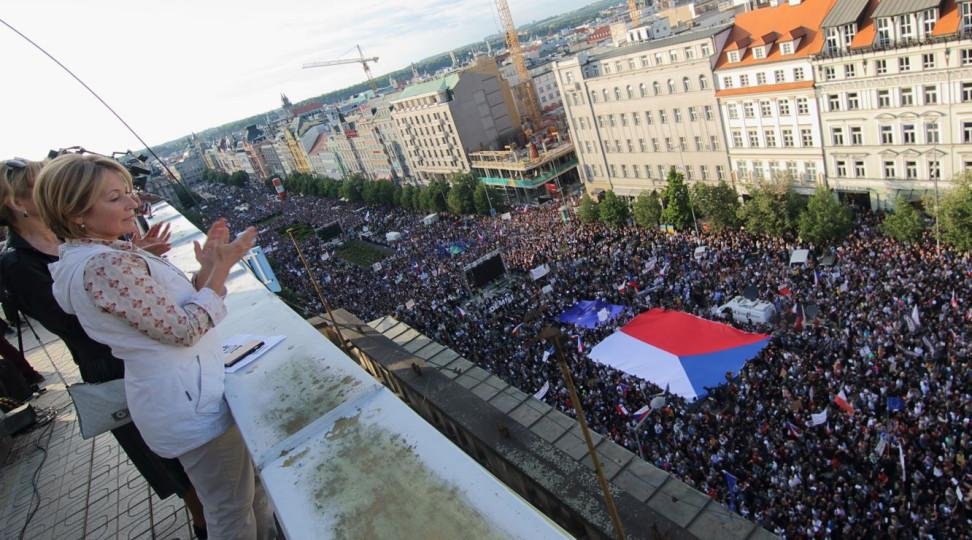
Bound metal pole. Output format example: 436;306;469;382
934;175;941;254
286;229;349;350
542;327;626;540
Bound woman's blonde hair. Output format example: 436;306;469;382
0;159;43;227
33;154;132;239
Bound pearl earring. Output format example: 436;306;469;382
21;210;28;218
79;223;86;230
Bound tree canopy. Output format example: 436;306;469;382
632;191;662;229
798;187;853;246
881;196;925;244
661;169;694;231
598;190;629;227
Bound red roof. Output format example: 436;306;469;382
715;0;839;70
715;80;814;97
291;101;322;116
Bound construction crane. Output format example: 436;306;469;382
628;0;641;26
495;0;542;133
303;44;379;93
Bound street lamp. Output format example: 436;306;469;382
540;326;627;540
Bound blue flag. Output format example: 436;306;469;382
887;396;904;412
723;470;738;512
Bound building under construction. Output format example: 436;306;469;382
469;137;578;202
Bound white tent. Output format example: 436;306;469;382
385;231;402;242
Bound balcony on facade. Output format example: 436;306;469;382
470;140;577;190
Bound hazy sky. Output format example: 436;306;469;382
2;0;593;159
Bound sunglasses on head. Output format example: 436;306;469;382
4;158;28;182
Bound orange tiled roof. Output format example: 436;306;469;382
932;0;960;36
715;0;839;70
715;80;815;97
849;0;883;48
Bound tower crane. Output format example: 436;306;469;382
495;0;542;133
303;44;379;93
628;0;641;26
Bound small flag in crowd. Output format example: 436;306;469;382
810;408;829;426
405;299;415;310
778;286;792;296
887;396;904;412
897;442;906;476
813;270;819;288
616;404;629;416
541;347;554;363
456;306;466;318
577;335;584;353
533;381;550;400
951;290;959;310
723;470;739;512
792;302;804;331
785;421;803;438
510;322;523;335
834;389;855;415
632;405;651;423
911;304;921;328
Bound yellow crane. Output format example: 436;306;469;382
495;0;542;132
628;0;641;26
303;44;379;93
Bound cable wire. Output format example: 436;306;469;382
0;16;181;184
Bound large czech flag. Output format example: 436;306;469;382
588;309;770;401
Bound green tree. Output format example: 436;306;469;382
632;191;662;229
578;193;599;223
738;179;804;237
473;183;492;215
340;175;365;202
361;180;379;204
661;168;693;231
400;185;416;211
598;190;629;227
935;172;972;251
447;173;477;214
425;179;450;212
881;196;925;244
228;170;249;187
798;187;853;245
691;181;740;231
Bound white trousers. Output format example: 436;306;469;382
178;424;274;540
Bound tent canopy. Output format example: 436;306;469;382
588;309;769;400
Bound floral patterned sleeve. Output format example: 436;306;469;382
82;251;227;347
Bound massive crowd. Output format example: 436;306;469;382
195;181;970;538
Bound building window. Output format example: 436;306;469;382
699;75;709;90
898;57;911;72
787;161;798;178
627;139;634;152
609;114;616;127
716;165;726;180
626;85;634;99
923;53;936;69
835;160;847;177
878;89;891;108
655;52;664;65
851;126;863;145
673;108;683;122
700;165;709;179
844;64;856;78
923;9;937;34
828;94;841;111
753;161;765;179
744;102;755;118
633;113;640;126
701;43;712;56
728;51;740;63
722;76;733;89
884;161;896;179
665;137;673;151
659;110;668;123
748;129;760;147
793;67;805;80
753;47;766;59
801;128;813;146
609;164;617;177
689;107;698;121
736;161;748;179
905;161;918;179
614;87;622;100
632;165;639;178
756;72;767;85
880;125;894;144
824;66;836;80
640;55;649;67
832;127;844;145
926;122;940;143
645;111;653;124
685;166;694;181
652;138;660;151
855;161;865;177
639;138;646;152
765;129;777;147
877;18;891;46
670;50;679;62
732;130;743;147
683;77;691;92
929;160;941;179
903;124;916;143
900;88;914;106
740;74;750;86
847;92;860;110
704;105;714;121
963;82;972;102
621;165;628;178
924;85;938;104
711;135;720;150
876;59;887;74
781;42;794;55
797;98;810;115
963;49;972;66
774;69;785;83
805;161;817;181
620;113;628;126
602;89;609;102
964;121;972;143
679;137;687;151
778;99;791;115
760;100;773;117
653;81;661;95
668;79;676;93
782;128;794;147
727;104;738;119
694;136;703;150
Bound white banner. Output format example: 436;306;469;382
530;263;550;281
372;262;383;272
810;408;829;426
532;381;550;400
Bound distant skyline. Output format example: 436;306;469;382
2;0;595;159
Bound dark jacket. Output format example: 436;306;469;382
0;230;122;383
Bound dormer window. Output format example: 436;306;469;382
780;41;794;55
922;8;938;35
963;2;972;31
753;46;767;59
728;50;741;63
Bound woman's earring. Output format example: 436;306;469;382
21;210;28;218
79;222;86;230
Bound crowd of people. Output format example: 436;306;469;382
196;180;970;538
